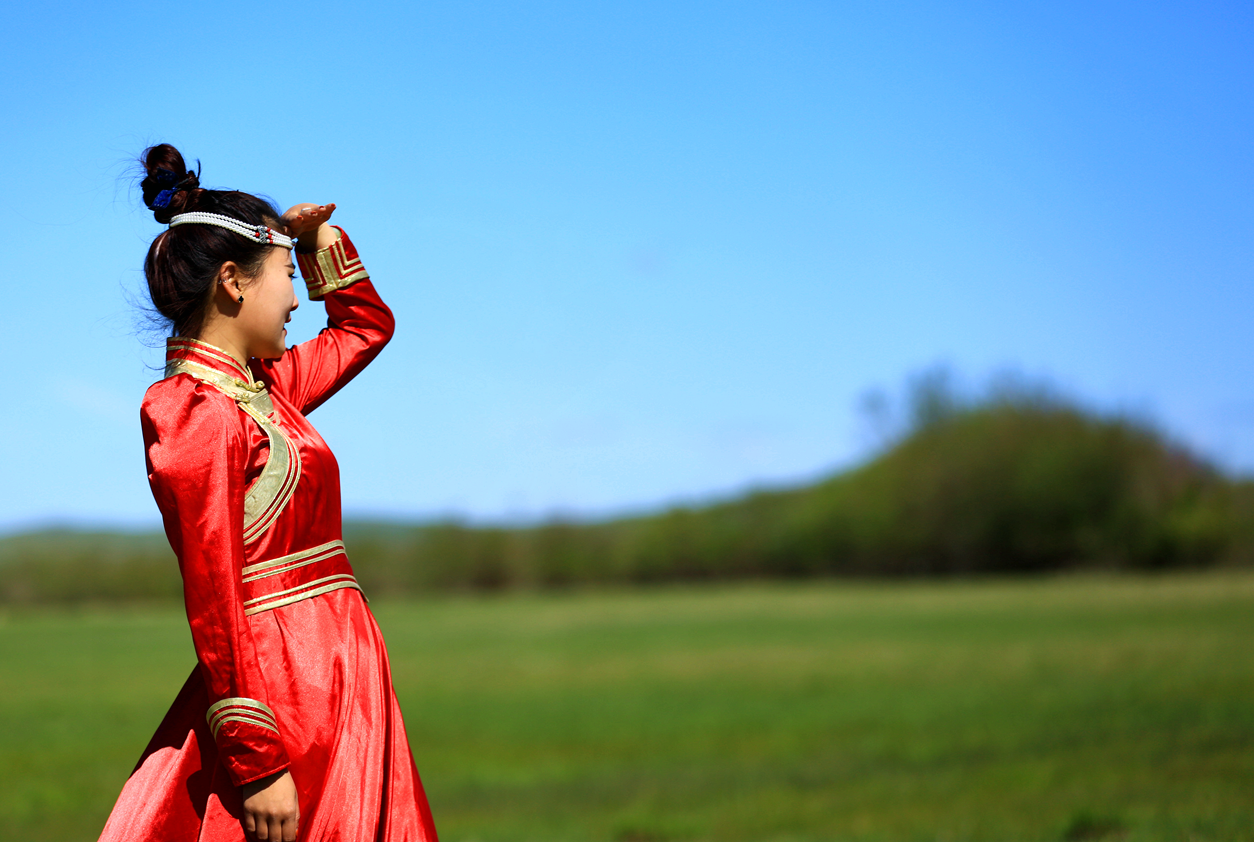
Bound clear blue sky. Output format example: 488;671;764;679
2;1;1251;532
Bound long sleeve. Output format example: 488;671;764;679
256;227;395;416
141;380;292;786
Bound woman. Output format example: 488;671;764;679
99;144;439;842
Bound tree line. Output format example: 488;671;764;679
4;375;1252;604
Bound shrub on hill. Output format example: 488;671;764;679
740;402;1247;576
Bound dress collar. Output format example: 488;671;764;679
165;337;257;386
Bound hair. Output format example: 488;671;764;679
139;144;283;338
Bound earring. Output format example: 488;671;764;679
237;295;244;303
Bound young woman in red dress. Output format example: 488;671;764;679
98;144;439;842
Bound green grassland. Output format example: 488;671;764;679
3;573;1253;841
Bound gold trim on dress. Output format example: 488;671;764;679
211;714;279;739
207;696;277;720
239;397;301;546
298;229;369;300
242;540;346;582
206;697;280;739
167;337;253;381
243;574;364;616
164;358;263;401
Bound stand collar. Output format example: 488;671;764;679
164;337;256;386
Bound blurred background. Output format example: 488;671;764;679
2;2;1253;840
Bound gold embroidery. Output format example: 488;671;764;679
243;574;364;616
164;359;302;545
165;358;263;402
206;697;279;739
243;573;358;606
167;337;252;380
207;696;277;720
211;714;280;739
238;399;301;546
242;540;346;582
243;580;365;616
298;230;369;301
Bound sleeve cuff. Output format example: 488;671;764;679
297;226;370;300
206;696;291;786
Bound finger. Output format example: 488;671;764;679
283;815;299;842
270;817;284;841
244;814;257;836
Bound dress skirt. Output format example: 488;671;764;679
98;589;438;842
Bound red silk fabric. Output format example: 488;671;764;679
99;232;438;841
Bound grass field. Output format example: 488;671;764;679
2;573;1253;841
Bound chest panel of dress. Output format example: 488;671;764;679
165;358;301;545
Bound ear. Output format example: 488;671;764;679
218;261;245;304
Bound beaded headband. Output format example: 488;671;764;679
169;212;294;249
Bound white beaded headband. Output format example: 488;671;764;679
169;212;294;249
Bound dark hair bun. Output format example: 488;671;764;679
140;144;202;223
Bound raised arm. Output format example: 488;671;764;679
255;205;395;414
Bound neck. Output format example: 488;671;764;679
188;323;250;369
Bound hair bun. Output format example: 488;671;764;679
139;143;201;223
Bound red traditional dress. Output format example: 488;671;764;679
99;229;439;842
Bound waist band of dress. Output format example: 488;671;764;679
241;540;363;615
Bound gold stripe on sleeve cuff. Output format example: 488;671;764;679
211;714;280;739
206;697;280;739
297;232;369;300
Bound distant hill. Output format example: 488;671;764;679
5;396;1253;604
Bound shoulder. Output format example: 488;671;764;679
141;375;247;463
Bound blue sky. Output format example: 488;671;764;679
2;1;1251;532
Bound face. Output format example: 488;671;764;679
239;247;300;360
